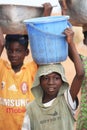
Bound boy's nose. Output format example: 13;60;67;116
11;51;17;56
48;78;54;84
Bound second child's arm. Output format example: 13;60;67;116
59;0;67;15
0;27;5;56
64;28;84;101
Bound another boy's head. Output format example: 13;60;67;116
31;63;69;101
5;34;29;68
5;34;29;50
40;72;63;101
83;31;87;46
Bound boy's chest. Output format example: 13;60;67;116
30;98;74;130
0;68;33;97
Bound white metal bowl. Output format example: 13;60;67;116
0;0;58;34
66;0;87;26
0;4;43;34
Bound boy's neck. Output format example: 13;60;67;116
42;94;57;103
11;63;23;73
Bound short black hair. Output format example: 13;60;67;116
83;31;87;38
5;34;29;50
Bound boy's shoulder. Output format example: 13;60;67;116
26;100;36;113
26;61;37;68
0;57;9;66
26;61;38;73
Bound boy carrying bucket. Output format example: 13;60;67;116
21;27;84;130
0;3;52;130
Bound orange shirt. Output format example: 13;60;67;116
0;58;37;130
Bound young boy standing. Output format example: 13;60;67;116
0;3;52;130
22;28;84;130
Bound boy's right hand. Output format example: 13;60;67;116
59;0;67;15
43;3;53;16
0;27;5;55
0;27;4;46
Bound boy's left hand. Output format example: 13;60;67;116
43;3;53;16
64;28;74;44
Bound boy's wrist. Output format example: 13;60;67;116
59;0;67;9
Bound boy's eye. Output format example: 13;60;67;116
54;76;61;80
7;50;12;53
40;76;61;81
15;49;22;53
41;76;48;81
7;49;24;54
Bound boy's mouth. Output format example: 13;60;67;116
10;57;18;61
48;87;56;92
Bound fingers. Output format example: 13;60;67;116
64;28;74;36
42;2;52;7
42;3;52;16
64;28;74;44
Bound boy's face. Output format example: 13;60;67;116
6;42;29;67
40;72;63;99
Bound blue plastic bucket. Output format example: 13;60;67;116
24;23;68;64
24;15;71;35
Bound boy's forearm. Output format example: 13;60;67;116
68;42;84;75
69;42;84;101
59;0;67;15
0;28;5;56
59;0;67;9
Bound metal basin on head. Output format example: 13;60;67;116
0;1;44;34
66;0;87;26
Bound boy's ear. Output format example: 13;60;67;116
25;49;29;56
83;39;85;44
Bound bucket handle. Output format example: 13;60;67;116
27;23;67;38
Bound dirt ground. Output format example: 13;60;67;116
1;26;87;130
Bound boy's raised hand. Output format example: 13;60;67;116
0;27;5;55
64;28;74;44
0;27;4;45
42;3;53;16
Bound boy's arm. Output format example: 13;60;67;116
59;0;67;15
0;27;5;56
43;3;53;16
64;28;84;101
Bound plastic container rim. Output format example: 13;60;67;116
24;15;70;24
25;23;66;37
